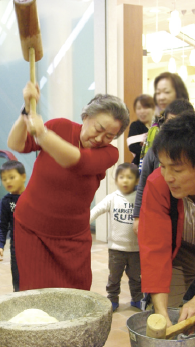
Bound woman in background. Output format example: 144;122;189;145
154;72;189;117
128;94;155;165
140;72;189;163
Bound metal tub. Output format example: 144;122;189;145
127;308;195;347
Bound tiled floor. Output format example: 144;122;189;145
0;234;142;346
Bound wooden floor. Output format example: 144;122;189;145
0;234;143;346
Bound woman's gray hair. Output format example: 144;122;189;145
81;94;130;138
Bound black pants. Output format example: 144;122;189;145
10;242;19;292
106;249;142;303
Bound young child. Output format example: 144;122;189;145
90;162;144;311
0;160;26;291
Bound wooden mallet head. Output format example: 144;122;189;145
14;0;43;62
146;313;167;339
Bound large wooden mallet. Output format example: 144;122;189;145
14;0;43;135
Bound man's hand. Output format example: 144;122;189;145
179;296;195;322
0;248;4;261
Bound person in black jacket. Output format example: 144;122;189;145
0;160;26;291
128;94;155;165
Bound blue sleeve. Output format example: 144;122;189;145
0;198;10;248
133;148;158;217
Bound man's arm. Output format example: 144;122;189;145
138;172;173;293
138;170;174;322
151;293;172;327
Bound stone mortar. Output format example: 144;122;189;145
0;288;112;347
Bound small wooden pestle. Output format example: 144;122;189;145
146;313;195;340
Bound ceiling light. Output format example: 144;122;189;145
151;50;162;63
178;65;188;81
142;34;146;47
151;0;163;64
169;10;181;36
168;57;176;73
146;31;188;52
151;42;163;63
189;49;195;66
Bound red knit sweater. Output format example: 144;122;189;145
15;118;119;291
16;118;118;236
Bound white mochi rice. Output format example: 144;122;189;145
9;309;58;324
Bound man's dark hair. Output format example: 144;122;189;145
164;99;194;120
153;111;195;167
0;160;26;177
115;162;139;180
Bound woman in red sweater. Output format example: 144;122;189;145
7;82;130;292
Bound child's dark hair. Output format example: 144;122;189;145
153;111;195;167
0;160;26;177
115;163;139;180
164;99;194;120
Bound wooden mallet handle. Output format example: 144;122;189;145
166;314;195;339
14;0;43;135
